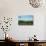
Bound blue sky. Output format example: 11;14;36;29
18;15;33;21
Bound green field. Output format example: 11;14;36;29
18;20;33;25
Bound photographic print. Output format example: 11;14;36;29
18;15;33;25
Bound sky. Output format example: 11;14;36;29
18;15;33;21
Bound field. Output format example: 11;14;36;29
18;20;33;25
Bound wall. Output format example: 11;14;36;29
0;0;46;40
